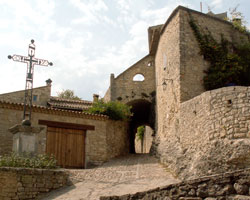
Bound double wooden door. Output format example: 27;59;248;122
46;127;85;168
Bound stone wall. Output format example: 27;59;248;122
100;168;250;200
0;101;129;167
106;120;129;160
156;86;250;179
153;6;182;160
153;6;250;180
179;7;249;102
0;167;69;200
104;55;155;104
0;85;51;107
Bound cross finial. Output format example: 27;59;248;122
8;39;53;125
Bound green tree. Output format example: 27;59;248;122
57;89;81;100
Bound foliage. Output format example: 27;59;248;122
226;5;248;33
0;153;58;169
57;89;81;100
136;126;145;141
189;17;250;91
87;100;132;120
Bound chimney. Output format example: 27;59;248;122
46;79;52;86
233;18;242;25
93;94;99;102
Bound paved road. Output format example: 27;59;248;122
41;154;179;200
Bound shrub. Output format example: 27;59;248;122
87;100;132;120
136;126;145;141
0;153;58;169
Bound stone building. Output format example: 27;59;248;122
0;80;129;168
104;6;250;179
1;5;250;179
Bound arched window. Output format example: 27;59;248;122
133;74;145;81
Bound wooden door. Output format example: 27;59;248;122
46;127;85;168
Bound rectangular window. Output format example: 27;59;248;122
33;95;38;102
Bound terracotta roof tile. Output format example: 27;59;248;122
48;97;93;111
0;100;108;121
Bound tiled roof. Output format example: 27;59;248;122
0;100;108;121
48;97;93;111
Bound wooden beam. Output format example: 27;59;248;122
38;120;95;131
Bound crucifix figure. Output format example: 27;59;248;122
8;39;53;126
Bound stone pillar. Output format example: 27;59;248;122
9;124;44;155
93;94;99;102
110;73;115;101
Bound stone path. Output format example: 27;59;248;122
41;154;179;200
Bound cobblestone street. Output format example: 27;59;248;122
41;154;179;200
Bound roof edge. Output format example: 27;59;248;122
0;85;50;96
0;100;108;121
115;54;152;80
160;5;233;35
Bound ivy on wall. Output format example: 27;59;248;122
189;16;250;91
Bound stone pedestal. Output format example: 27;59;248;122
9;124;44;155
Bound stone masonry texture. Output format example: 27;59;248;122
153;6;250;180
0;85;51;107
0;167;69;200
104;54;155;104
100;168;250;200
0;101;128;167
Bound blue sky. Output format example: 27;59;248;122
1;0;250;100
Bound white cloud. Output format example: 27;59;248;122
70;0;111;25
211;0;223;8
129;21;149;37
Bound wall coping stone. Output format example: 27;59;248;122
9;124;44;135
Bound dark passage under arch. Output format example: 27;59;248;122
127;99;155;153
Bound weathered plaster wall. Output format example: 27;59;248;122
104;55;155;104
0;85;51;106
0;167;69;200
0;102;129;167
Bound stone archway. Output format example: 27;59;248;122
127;99;155;153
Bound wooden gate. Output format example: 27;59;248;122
39;120;95;169
46;127;85;168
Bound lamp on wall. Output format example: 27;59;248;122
162;79;173;90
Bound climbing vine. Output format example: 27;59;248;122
189;16;250;90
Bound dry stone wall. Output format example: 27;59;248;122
156;86;250;179
100;168;250;200
0;167;69;200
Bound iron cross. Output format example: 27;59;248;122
8;39;53;126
